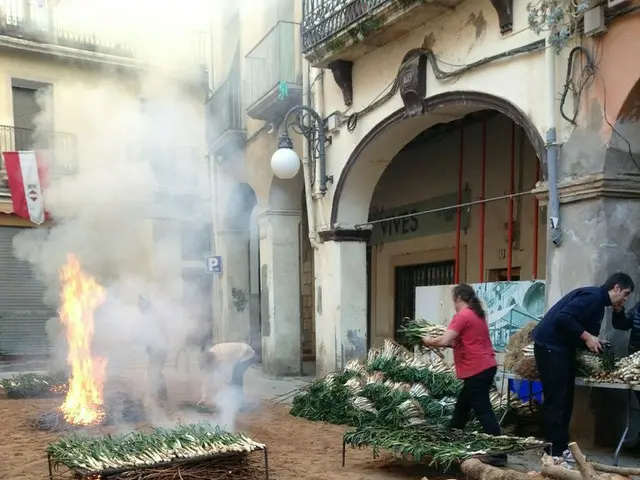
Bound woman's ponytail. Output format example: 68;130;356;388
452;283;487;320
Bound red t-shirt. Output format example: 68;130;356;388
448;307;497;379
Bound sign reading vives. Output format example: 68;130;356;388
368;189;472;245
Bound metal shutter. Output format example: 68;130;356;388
0;226;56;356
12;87;41;150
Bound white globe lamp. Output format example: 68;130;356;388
271;132;300;179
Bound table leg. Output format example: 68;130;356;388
613;389;631;466
499;380;511;426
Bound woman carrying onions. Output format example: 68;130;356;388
422;283;505;466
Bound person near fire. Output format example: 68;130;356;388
137;295;169;404
531;272;634;464
198;342;256;407
422;283;506;466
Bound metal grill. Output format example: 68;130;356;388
208;47;244;144
301;0;389;52
0;125;78;196
394;261;455;338
245;21;301;109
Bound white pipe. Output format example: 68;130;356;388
311;67;329;230
301;58;320;248
545;39;561;246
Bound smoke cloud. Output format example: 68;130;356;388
7;0;254;427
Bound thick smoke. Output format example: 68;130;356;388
8;0;253;426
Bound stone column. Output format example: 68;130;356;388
215;229;251;343
536;129;640;448
314;230;369;377
258;209;302;376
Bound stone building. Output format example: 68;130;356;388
0;1;211;362
209;0;640;395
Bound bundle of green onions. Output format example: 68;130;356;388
290;340;529;429
0;372;68;398
47;423;264;474
343;424;544;471
397;318;446;348
522;341;618;378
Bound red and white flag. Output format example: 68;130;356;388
3;151;49;225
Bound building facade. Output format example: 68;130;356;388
0;0;212;362
209;0;640;401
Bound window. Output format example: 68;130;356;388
394;260;456;338
11;79;52;150
488;267;521;282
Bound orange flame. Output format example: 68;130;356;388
58;254;107;425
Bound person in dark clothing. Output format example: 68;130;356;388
532;272;634;462
138;295;169;404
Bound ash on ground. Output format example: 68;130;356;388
32;390;146;431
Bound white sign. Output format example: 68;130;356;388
205;255;222;275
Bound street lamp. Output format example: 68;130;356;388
270;105;331;193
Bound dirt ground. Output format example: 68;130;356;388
0;391;437;480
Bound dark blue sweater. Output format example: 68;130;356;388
532;286;625;353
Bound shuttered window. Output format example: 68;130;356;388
12;86;41;150
0;226;56;356
394;261;456;340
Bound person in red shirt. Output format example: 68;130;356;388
423;283;504;466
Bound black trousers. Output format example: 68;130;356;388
534;343;576;456
449;366;501;436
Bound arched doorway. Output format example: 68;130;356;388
215;182;258;348
259;173;308;375
317;92;547;374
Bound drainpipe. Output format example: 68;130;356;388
311;67;329;230
301;58;320;248
546;39;562;246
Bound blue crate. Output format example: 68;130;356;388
508;378;543;404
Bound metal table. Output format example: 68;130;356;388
496;371;640;466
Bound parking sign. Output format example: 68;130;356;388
205;255;222;275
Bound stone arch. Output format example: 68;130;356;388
330;91;546;227
224;182;257;230
604;76;640;175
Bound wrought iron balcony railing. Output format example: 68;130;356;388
302;0;391;53
245;21;302;117
0;125;78;196
128;145;204;194
0;0;134;57
208;48;245;149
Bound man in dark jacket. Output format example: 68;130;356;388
532;272;635;463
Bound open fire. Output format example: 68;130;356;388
58;254;107;426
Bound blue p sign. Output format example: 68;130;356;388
205;255;222;275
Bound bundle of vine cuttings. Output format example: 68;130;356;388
290;340;530;429
0;372;68;398
47;422;265;478
343;423;544;471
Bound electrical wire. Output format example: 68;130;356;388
354;190;533;229
559;46;596;125
344;39;546;133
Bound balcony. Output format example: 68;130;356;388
0;0;133;58
301;0;464;68
208;49;246;157
128;145;210;221
245;21;302;124
0;125;78;197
